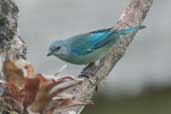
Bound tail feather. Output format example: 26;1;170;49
88;25;145;49
117;25;146;35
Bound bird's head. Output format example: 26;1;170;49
47;40;69;57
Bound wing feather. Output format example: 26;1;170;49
68;28;114;55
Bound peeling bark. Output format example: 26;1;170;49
0;0;153;114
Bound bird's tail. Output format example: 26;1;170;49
116;25;146;36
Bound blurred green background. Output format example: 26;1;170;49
83;88;171;114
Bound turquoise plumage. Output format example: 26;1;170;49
47;26;145;65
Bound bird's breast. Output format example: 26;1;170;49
59;47;109;65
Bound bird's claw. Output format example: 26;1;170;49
79;71;96;86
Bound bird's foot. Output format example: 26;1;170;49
80;62;97;77
81;60;104;77
82;62;95;71
79;62;101;86
79;70;97;86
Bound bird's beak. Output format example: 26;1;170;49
47;51;53;56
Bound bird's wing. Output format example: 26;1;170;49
68;26;145;55
89;28;116;49
85;25;146;49
69;28;114;55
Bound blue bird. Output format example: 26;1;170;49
47;25;145;65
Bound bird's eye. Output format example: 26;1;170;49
56;46;61;50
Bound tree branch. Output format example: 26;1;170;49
0;0;153;114
55;0;153;114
